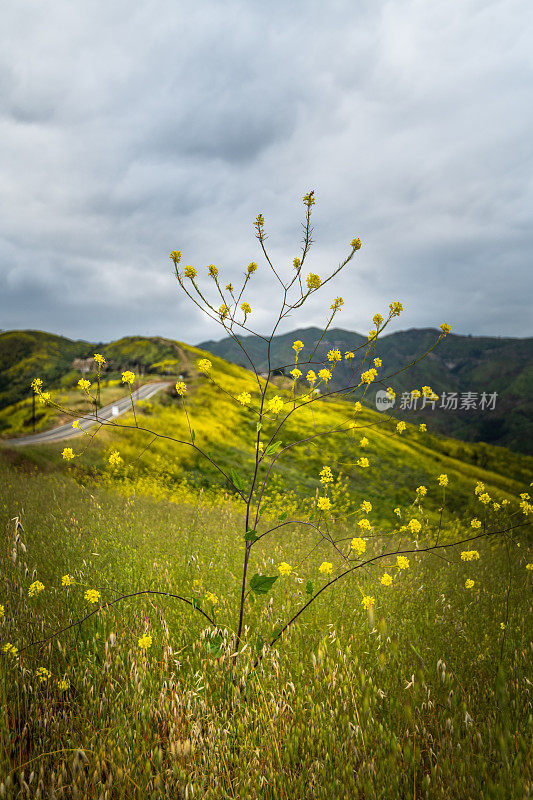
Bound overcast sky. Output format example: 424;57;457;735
1;0;532;345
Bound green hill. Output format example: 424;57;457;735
199;327;533;454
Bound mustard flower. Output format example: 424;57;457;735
345;351;355;359
0;605;4;617
225;282;233;291
293;257;301;269
478;492;491;504
94;353;106;367
419;423;427;432
57;678;70;691
318;561;333;576
237;391;251;406
361;369;377;384
306;273;321;290
290;368;302;379
351;537;366;556
416;486;427;497
358;518;371;531
169;250;181;264
306;370;317;384
184;265;197;278
175;381;187;396
62;448;75;461
374;357;382;367
197;359;212;373
28;581;44;597
108;451;123;468
78;378;91;392
205;591;218;605
351;238;362;250
247;262;258;274
240;302;251;315
411;390;421;398
386;387;396;397
331;297;344;310
267;395;284;414
292;340;304;353
396;556;410;570
389;301;403;316
317;496;332;512
360;500;372;514
440;323;451;335
361;595;375;610
278;562;292;576
500;622;506;630
359;436;369;448
327;349;341;362
72;420;79;429
396;421;406;434
357;457;370;468
121;371;135;385
84;589;101;604
218;304;230;320
520;492;530;500
354;401;362;413
438;474;449;487
421;385;433;397
319;466;333;484
38;391;51;405
380;573;393;586
493;502;500;511
394;507;401;516
526;564;533;571
3;643;18;657
367;329;377;341
474;481;485;495
465;579;475;589
470;518;481;529
407;519;421;534
318;368;332;383
31;377;43;392
36;667;51;683
255;213;265;229
519;500;533;515
61;575;74;587
207;264;219;278
460;550;480;561
138;634;153;650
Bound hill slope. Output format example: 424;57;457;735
199;327;533;454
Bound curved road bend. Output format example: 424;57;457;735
1;382;172;447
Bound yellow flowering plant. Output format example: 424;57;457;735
19;189;532;669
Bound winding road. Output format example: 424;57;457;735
1;382;172;447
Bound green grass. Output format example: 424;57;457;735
0;452;531;799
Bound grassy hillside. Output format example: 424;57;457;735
199;326;533;454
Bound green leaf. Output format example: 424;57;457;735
265;440;283;457
230;468;246;493
278;511;288;522
191;598;201;610
249;574;278;595
191;429;196;443
256;422;262;432
244;530;259;543
203;634;223;658
306;580;314;596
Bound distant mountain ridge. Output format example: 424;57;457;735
198;326;533;454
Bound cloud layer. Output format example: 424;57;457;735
1;0;532;343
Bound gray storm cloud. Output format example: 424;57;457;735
1;0;532;343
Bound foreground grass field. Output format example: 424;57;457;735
0;454;531;799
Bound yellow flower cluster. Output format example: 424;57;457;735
78;378;91;392
438;474;449;487
237;391;251;406
350;537;366;556
292;340;304;354
170;250;181;264
219;304;230;319
108;451;123;468
361;500;372;513
419;423;427;432
319;466;333;485
208;264;219;278
354;401;362;413
331;297;344;310
327;349;341;362
317;496;332;512
62;575;74;587
3;643;18;657
278;562;292;576
205;591;218;605
36;667;51;683
389;301;403;316
461;550;480;561
175;381;187;396
240;302;251;315
440;323;451;335
267;395;284;414
184;265;197;278
351;238;362;250
465;579;475;589
396;556;410;570
470;518;481;529
407;519;421;534
62;448;75;461
358;518;371;531
306;273;321;290
121;371;135;385
361;369;377;384
84;589;101;604
247;262;258;274
319;561;333;576
357;457;369;468
374;357;382;367
28;581;45;597
58;679;70;691
380;573;393;586
318;368;332;383
361;595;374;610
197;359;212;373
416;485;427;497
138;634;153;650
290;368;302;379
373;313;384;326
345;351;355;359
94;353;106;366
